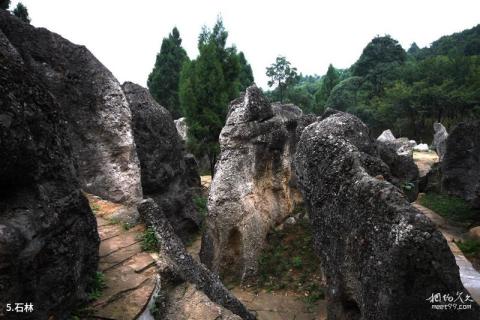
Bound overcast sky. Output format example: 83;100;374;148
11;0;480;89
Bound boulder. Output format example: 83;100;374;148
432;122;448;161
469;226;480;241
376;139;420;199
442;121;480;208
414;143;430;152
0;27;99;319
377;129;396;142
419;162;443;194
122;82;201;240
294;112;479;319
0;10;143;207
174;117;188;142
200;86;305;282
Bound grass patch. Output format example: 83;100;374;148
139;227;159;252
458;239;480;255
88;271;106;301
122;222;134;230
418;193;477;224
255;212;325;307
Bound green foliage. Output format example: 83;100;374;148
352;35;406;79
324;76;364;111
401;182;415;191
256;213;324;306
418;193;477;224
407;42;421;57
90;203;101;214
193;195;208;219
179;17;249;175
148;27;188;119
0;0;10;10
88;271;106;301
238;51;254;91
13;2;30;23
457;239;480;255
266;56;299;103
139;227;159;252
417;24;480;58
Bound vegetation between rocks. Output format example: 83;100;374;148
139;227;160;252
255;211;325;307
418;192;478;224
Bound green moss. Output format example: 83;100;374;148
418;193;477;224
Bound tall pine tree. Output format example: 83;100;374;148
13;2;30;23
238;51;254;91
180;17;248;176
147;27;188;119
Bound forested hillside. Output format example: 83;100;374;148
268;24;480;141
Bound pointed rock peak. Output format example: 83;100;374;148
226;85;273;125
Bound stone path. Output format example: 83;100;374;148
414;202;480;303
85;195;159;320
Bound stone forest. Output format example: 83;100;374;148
1;3;480;320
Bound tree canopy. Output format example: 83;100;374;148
266;56;299;103
13;2;30;23
179;17;252;175
147;27;188;119
264;25;480;141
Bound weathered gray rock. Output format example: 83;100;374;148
174;117;188;142
122;82;201;240
200;86;304;282
0;10;143;206
433;122;448;161
0;25;99;319
138;199;255;320
377;129;396;142
442;121;480;208
294;112;479;320
376;138;420;192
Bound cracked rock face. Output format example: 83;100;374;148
200;86;308;282
122;82;201;240
294;112;479;320
0;24;99;319
0;10;143;206
442;121;480;208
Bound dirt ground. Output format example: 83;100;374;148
412;151;439;177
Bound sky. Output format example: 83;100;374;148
10;0;480;89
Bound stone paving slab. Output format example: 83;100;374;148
98;223;123;241
99;229;143;257
99;242;143;272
